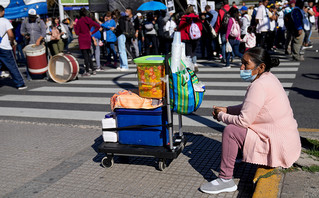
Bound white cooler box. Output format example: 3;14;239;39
102;117;117;142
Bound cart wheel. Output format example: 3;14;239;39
101;156;114;168
158;158;167;171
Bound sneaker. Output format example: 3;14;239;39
120;68;129;72
116;67;121;71
200;178;237;194
92;58;96;61
0;71;10;78
96;68;101;71
82;72;91;77
224;65;231;69
91;70;97;75
17;85;27;90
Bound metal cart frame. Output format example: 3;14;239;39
98;55;186;171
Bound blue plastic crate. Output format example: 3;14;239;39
115;107;169;146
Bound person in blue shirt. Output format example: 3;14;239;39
291;0;305;61
204;5;219;58
101;11;118;67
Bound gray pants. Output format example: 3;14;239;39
291;30;305;60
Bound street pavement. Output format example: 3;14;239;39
0;32;319;197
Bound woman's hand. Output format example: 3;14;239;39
212;106;227;121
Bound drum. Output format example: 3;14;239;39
48;53;79;83
24;44;48;74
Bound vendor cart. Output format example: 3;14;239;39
98;55;186;171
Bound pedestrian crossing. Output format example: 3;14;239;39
0;57;300;131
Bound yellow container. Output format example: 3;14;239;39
134;56;165;99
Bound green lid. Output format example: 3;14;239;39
134;55;165;64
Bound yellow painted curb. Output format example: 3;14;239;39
252;166;282;198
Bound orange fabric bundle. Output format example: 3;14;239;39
110;90;163;111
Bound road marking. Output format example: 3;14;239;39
298;128;319;132
0;107;225;127
68;80;293;88
0;94;242;108
102;67;299;72
89;73;296;79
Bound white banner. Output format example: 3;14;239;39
165;0;175;13
200;0;207;12
187;0;198;14
207;1;215;11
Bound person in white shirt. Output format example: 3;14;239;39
256;0;270;49
268;5;278;51
0;5;26;89
240;6;250;37
276;4;286;48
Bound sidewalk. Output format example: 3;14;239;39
0;120;257;198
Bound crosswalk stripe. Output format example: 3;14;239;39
68;80;294;88
0;107;225;127
89;73;296;79
29;86;289;96
100;67;298;72
0;94;241;108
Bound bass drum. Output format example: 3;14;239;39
24;44;48;74
48;53;79;83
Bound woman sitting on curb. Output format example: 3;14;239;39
200;47;301;194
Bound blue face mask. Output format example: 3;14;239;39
240;69;257;82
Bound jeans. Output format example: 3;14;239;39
118;34;128;69
226;39;243;66
106;42;117;63
93;39;101;68
220;33;227;61
0;48;25;87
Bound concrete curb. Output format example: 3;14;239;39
252;166;282;198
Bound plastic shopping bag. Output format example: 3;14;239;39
226;41;232;53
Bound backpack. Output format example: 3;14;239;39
220;8;231;33
124;18;135;38
230;18;241;37
189;22;201;40
284;12;298;36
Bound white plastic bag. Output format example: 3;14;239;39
226;41;232;53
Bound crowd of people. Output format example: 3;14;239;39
1;0;318;84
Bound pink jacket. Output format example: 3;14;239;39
74;16;100;50
218;72;301;168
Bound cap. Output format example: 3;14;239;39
289;0;296;4
137;13;142;17
28;9;37;16
240;6;248;11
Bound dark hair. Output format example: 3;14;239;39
146;12;154;22
229;7;240;21
0;5;4;12
245;47;280;72
52;17;60;27
80;7;88;17
247;26;255;34
222;0;229;5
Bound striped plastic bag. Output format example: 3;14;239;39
167;57;205;115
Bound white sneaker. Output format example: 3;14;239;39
0;71;10;78
200;178;237;194
116;67;121;71
120;68;129;72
